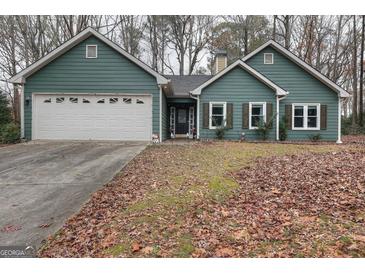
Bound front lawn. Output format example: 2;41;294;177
39;141;365;257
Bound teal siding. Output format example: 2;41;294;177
24;36;161;140
199;67;277;140
161;91;168;140
246;46;338;141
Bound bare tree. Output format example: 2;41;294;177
352;15;358;125
360;15;365;126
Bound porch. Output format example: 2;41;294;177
167;98;197;139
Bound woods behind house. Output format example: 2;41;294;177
0;15;364;133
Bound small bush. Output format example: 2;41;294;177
0;92;12;126
308;133;321;142
214;118;227;140
215;126;226;140
279;115;288;141
342;115;365;135
0;123;20;144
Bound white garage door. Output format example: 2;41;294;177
33;94;152;141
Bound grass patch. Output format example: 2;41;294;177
208;176;239;202
105;242;130;257
174;233;195;257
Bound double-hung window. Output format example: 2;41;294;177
292;103;320;130
209;102;226;129
249;102;266;129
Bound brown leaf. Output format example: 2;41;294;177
215;247;236;257
141;246;153;254
131;242;141;252
352;235;365;242
39;223;52;228
232;229;250;241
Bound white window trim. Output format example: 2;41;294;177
292;103;321;130
264;53;274;64
249;102;267;130
86;45;98;59
209;102;227;129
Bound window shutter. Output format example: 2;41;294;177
226;103;233;129
242;103;249;129
203;103;209;129
266;103;273;128
285;104;292;129
320;105;327;130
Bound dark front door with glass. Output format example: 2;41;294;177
176;108;189;134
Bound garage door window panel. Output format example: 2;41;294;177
56;97;65;103
69;97;78;103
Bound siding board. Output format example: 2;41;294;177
199;67;277;140
24;36;161;140
246;46;338;141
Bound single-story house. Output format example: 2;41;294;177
9;27;350;143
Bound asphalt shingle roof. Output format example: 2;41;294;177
165;75;213;98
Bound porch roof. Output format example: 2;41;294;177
164;75;212;98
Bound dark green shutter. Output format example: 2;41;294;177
266;103;273;128
203;103;209;129
226;103;233;129
285;104;292;129
320;105;327;130
242;103;249;129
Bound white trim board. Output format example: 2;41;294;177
9;27;169;85
249;102;267;130
291;103;321;131
209;101;227;129
242;40;350;98
190;60;288;96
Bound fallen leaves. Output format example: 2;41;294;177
215;247;236;257
131;242;141;253
39;223;52;229
38;142;365;258
1;224;22;233
352;235;365;242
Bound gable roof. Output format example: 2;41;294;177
165;75;212;98
242;40;350;98
190;60;288;96
9;27;169;85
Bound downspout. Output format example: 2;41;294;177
159;85;163;143
276;93;288;141
336;96;342;144
20;84;25;139
190;92;200;139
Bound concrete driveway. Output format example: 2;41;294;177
0;141;147;249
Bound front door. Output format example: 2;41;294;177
176;108;189;134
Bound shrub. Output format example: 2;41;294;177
279;115;288;141
214;118;227;140
308;133;321;142
0;92;12;126
342;115;365;135
0;123;20;144
256;115;275;141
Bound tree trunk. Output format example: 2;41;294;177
352;15;358;125
360;15;364;126
273;15;277;41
